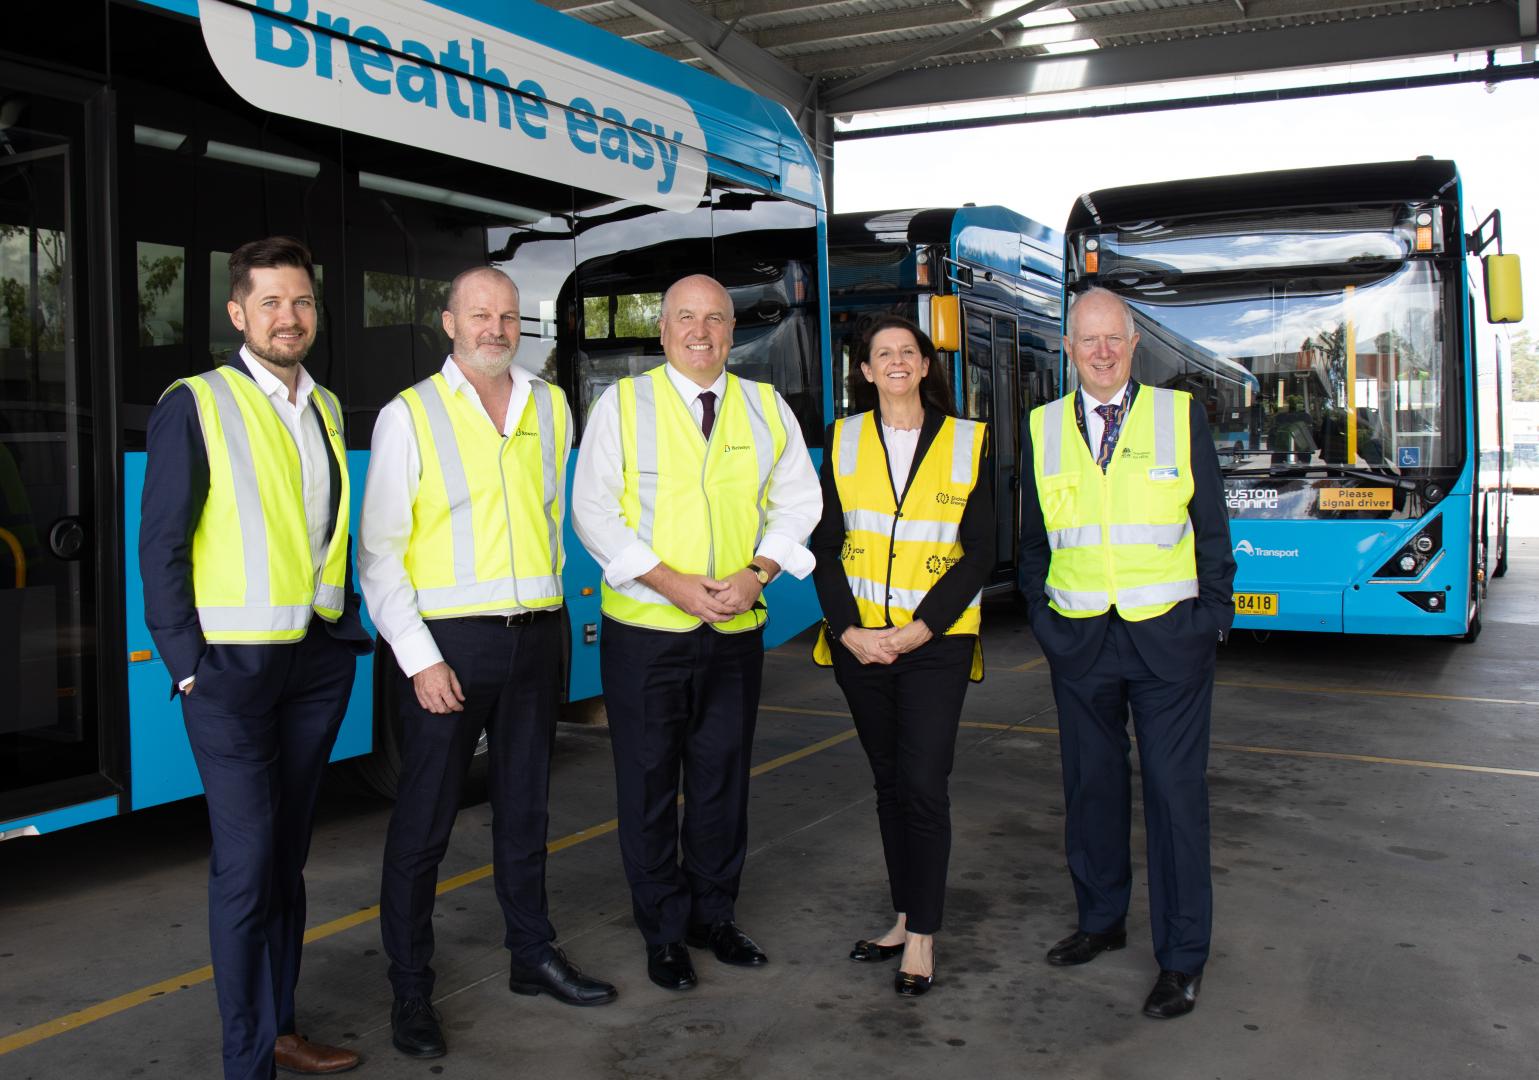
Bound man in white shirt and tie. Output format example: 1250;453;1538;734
571;274;821;992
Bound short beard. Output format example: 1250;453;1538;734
246;338;308;369
456;347;514;378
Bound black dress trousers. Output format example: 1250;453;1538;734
829;632;974;935
380;612;562;999
599;617;764;945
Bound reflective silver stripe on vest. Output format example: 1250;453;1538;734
415;574;562;612
1152;387;1176;467
631;376;658;546
738;380;776;543
837;413;863;476
847;574;928;614
1040;397;1067;477
951;419;979;485
197;603;312;633
202;373;271;606
530;381;561;565
1046;584;1109;611
413;383;478;587
1050;521;1193;551
313;583;344;614
1110;520;1193;548
842;508;961;546
1118;578;1198;607
1048;524;1102;550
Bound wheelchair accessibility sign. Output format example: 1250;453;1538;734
1398;446;1421;468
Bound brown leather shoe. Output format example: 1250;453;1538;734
274;1034;360;1074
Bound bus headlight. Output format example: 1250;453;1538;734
1399;555;1417;573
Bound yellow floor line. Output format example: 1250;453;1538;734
0;725;856;1059
1210;741;1539;778
1215;678;1539;707
1008;656;1047;672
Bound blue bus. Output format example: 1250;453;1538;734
828;206;1063;581
1062;160;1521;641
0;0;829;835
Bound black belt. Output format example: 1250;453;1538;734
465;609;559;627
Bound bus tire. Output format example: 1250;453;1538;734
1493;518;1509;579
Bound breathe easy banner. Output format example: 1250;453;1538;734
200;0;709;211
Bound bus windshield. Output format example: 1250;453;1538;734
1104;260;1457;476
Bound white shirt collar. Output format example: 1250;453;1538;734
1080;381;1129;413
441;354;529;397
664;362;726;404
239;346;314;407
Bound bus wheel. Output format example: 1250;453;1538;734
1460;588;1483;644
1493;520;1509;579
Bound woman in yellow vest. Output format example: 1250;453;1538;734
811;315;993;997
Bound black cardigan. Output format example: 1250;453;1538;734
810;407;995;640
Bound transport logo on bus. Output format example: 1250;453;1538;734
200;0;709;212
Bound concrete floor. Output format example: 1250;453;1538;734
4;501;1539;1079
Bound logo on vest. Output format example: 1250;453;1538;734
925;554;959;576
840;539;864;562
513;428;538;437
934;492;967;506
1120;447;1150;460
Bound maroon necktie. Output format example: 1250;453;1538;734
699;390;716;440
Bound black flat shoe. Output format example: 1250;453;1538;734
645;942;698;991
850;939;904;963
1142;969;1201;1019
894;969;934;997
1045;926;1127;967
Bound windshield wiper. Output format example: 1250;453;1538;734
1222;462;1416;490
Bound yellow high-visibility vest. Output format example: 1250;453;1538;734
601;365;786;633
812;410;986;680
174;366;349;643
1029;386;1198;621
399;373;567;618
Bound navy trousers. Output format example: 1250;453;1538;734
1050;613;1214;976
599;618;764;945
830;633;974;935
380;613;561;999
181;628;356;1080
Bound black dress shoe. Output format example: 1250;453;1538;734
1045;926;1127;967
849;939;904;963
685;921;769;966
894;969;934;997
1142;969;1201;1018
390;996;446;1059
509;947;618;1006
646;942;698;991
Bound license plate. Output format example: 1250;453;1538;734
1233;592;1277;616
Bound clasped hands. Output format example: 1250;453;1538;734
839;620;932;665
639;559;778;624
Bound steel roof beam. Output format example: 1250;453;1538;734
609;0;813;108
823;2;1526;110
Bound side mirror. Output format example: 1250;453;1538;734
1484;254;1523;323
929;294;960;351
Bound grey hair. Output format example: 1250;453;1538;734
1066;286;1136;341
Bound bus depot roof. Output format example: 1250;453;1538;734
543;0;1537;125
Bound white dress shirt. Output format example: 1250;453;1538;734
183;349;332;692
571;364;820;602
1081;382;1130;456
358;357;574;678
880;423;921;496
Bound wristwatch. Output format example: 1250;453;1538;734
747;562;771;586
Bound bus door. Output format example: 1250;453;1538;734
0;72;111;826
962;304;1020;577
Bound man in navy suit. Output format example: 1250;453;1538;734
1018;287;1236;1019
140;237;371;1079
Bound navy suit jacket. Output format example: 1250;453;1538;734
1017;385;1237;681
139;370;372;700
